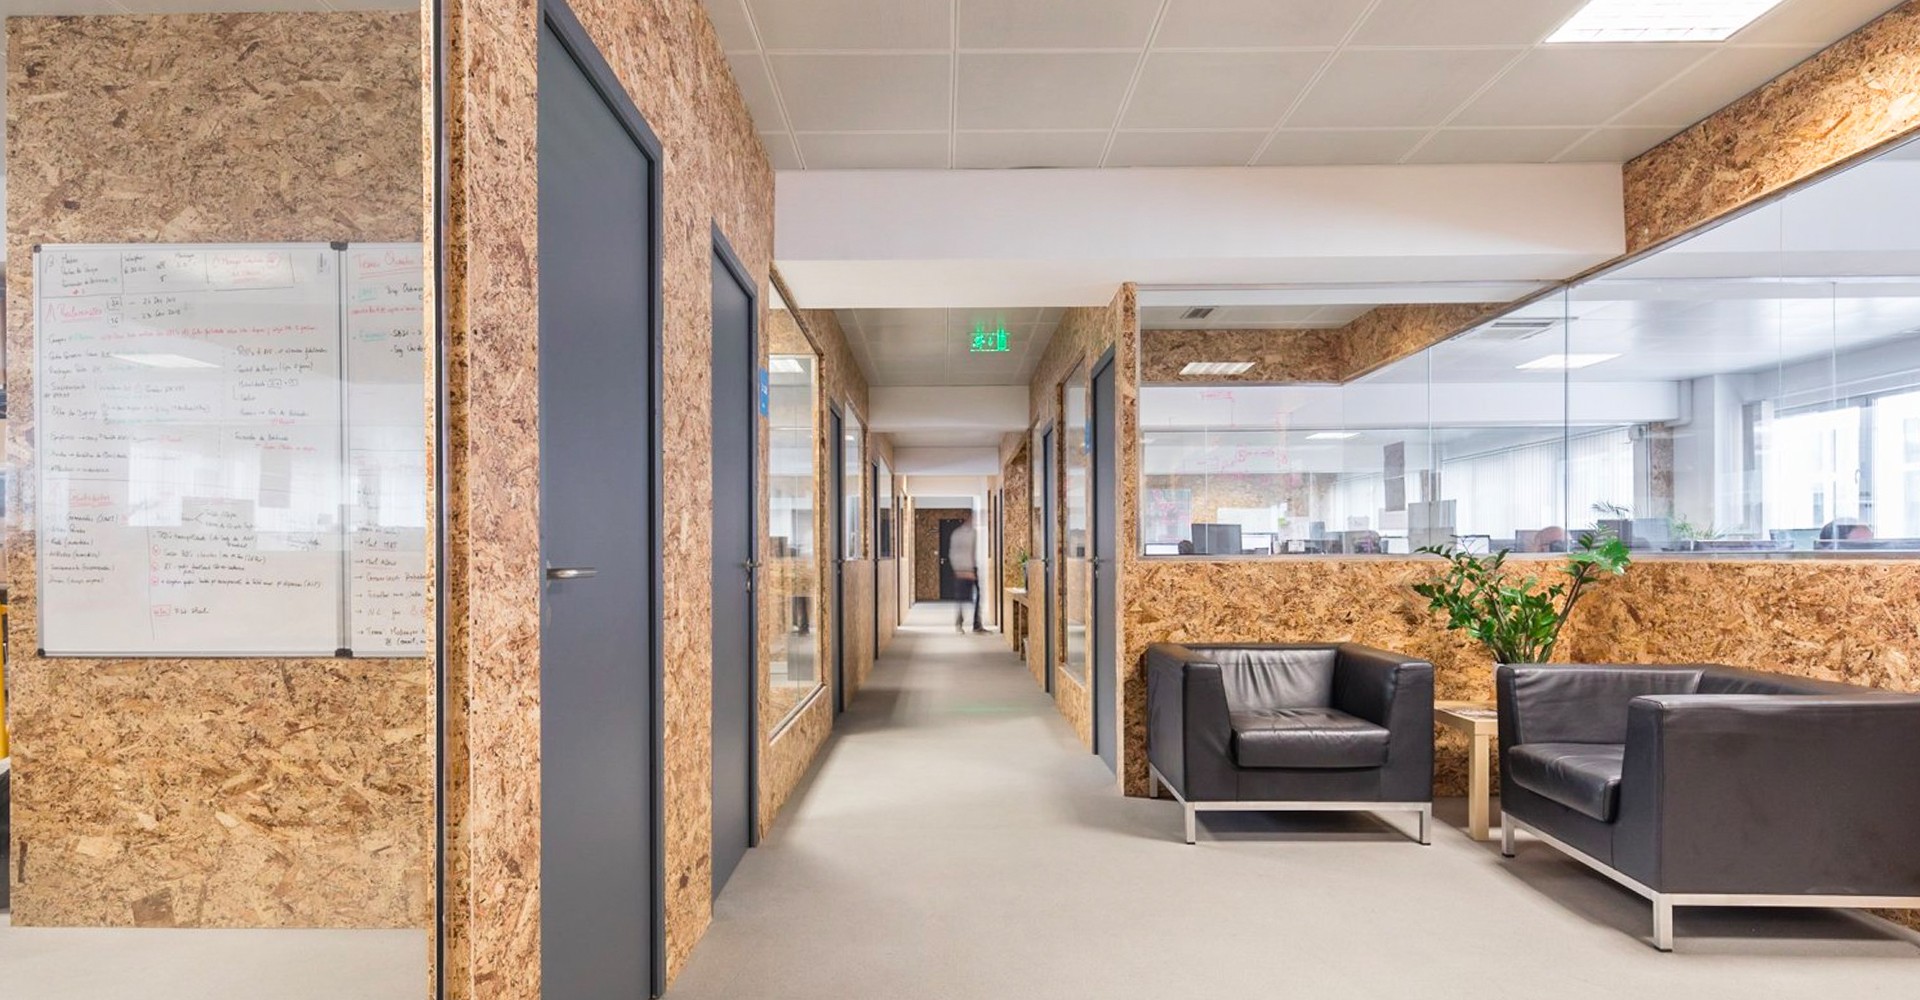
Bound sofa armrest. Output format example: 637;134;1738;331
1145;643;1233;799
1332;644;1432;728
1613;694;1920;895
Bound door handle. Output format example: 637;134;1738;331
546;566;598;580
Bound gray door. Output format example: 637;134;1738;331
829;407;847;713
710;242;757;896
1041;425;1056;694
538;7;660;996
1092;354;1118;772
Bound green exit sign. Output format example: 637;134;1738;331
970;325;1010;353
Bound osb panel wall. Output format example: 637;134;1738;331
1000;442;1031;587
913;507;970;602
5;13;429;929
440;0;776;992
1339;303;1505;381
1624;0;1920;255
1141;328;1345;383
1029;286;1138;769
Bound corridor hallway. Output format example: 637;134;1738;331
667;605;1919;1000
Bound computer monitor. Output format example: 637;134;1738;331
1190;523;1243;556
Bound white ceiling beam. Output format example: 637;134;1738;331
776;164;1625;308
868;385;1029;433
894;448;1003;476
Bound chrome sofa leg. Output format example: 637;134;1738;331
1147;767;1160;799
1417;804;1432;845
1652;896;1675;952
1500;811;1515;858
1184;804;1197;845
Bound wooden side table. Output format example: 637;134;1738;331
1434;700;1498;841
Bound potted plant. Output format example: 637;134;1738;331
1411;532;1631;666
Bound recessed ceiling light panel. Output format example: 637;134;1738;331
1546;0;1788;43
1180;361;1256;376
1306;432;1360;441
1516;353;1621;370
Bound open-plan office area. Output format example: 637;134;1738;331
1;0;1918;997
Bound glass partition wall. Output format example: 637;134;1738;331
1141;135;1920;559
1062;365;1091;682
766;286;822;725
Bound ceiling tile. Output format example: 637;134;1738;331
956;53;1138;130
703;0;759;51
1450;46;1715;128
797;132;951;168
726;53;787;132
957;0;1162;49
1352;0;1589;46
1287;49;1517;128
1408;128;1590;164
760;131;803;169
747;0;950;50
1121;51;1325;129
1557;127;1680;163
1613;46;1807;129
1107;130;1267;168
1255;129;1427;166
1734;0;1904;45
1154;0;1374;47
770;54;951;131
955;131;1109;168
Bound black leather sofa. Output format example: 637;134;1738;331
1146;643;1434;844
1496;663;1920;950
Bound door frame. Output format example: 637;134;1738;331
1090;348;1118;771
1038;420;1056;696
829;403;847;714
519;1;669;993
871;458;881;659
709;226;762;853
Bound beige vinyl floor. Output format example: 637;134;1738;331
666;604;1920;999
0;913;425;999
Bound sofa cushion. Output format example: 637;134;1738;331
1508;743;1626;822
1230;707;1389;769
1195;646;1338;712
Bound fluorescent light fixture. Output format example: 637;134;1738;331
768;357;805;374
1516;353;1621;371
110;353;219;369
1306;431;1360;441
1546;0;1788;43
1180;361;1255;376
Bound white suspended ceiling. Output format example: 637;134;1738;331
706;0;1903;170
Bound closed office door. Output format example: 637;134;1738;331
829;406;847;713
709;239;757;897
1092;353;1118;772
936;518;964;599
1041;425;1057;694
537;6;661;996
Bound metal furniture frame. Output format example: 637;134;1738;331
1150;762;1431;846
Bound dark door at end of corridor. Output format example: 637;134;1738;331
537;4;662;995
710;235;757;897
936;517;964;600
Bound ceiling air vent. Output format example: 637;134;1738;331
1180;307;1217;321
1479;319;1556;342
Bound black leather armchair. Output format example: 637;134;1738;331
1146;643;1434;844
1497;663;1920;950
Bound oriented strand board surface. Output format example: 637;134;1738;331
1625;0;1920;255
1028;287;1138;769
440;0;787;991
1339;303;1505;381
1142;328;1346;383
5;12;429;929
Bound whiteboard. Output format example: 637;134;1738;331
35;243;427;658
343;244;429;655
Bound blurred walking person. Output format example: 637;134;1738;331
949;510;984;633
